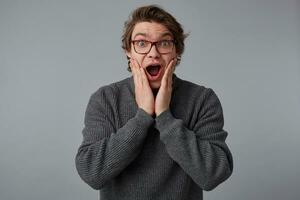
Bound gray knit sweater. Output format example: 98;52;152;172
75;74;233;200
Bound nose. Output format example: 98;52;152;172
147;44;160;58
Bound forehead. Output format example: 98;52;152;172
132;22;172;39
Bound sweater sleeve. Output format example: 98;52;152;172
75;88;154;190
155;88;233;191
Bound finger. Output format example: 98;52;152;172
169;58;176;74
130;58;139;77
135;60;144;78
130;58;136;71
162;59;175;87
130;59;138;82
131;59;144;88
171;58;177;73
168;58;176;77
166;58;176;77
140;67;150;86
132;58;142;69
168;58;176;85
131;59;149;87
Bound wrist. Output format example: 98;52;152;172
156;108;167;117
140;107;154;116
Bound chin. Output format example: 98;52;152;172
149;81;161;89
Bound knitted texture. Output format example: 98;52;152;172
75;74;233;200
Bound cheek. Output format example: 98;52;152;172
129;52;144;67
171;51;177;60
136;56;147;68
163;55;176;67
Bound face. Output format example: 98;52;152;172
126;22;177;89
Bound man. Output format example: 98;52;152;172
76;5;233;200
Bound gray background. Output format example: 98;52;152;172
1;0;299;199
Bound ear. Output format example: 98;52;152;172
125;50;132;59
125;50;132;72
176;55;181;65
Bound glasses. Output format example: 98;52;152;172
131;40;175;54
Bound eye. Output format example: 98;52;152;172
159;40;172;47
136;40;148;48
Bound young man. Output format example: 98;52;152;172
76;5;233;200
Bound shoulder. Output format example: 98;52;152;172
90;77;133;103
171;75;225;129
174;75;217;102
173;75;224;119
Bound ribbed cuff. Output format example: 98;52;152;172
155;109;180;141
119;108;154;143
134;108;155;128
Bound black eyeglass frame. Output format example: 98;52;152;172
131;40;175;54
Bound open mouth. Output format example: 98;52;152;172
146;64;161;77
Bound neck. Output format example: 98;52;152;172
152;88;159;97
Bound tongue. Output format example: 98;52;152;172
147;66;160;76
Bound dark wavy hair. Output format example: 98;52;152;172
122;5;188;71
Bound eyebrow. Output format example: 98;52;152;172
133;32;173;40
133;33;147;39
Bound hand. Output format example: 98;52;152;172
155;58;176;116
130;58;155;116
